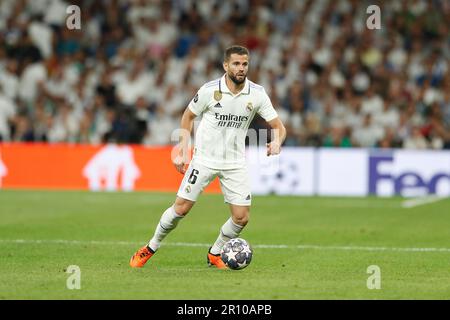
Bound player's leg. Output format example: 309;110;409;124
150;160;218;251
130;160;216;268
209;204;249;255
207;167;251;268
130;196;195;268
147;196;194;252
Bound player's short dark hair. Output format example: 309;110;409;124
224;45;250;62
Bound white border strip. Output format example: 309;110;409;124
1;239;450;253
402;196;446;209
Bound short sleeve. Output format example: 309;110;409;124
188;85;208;116
257;89;278;122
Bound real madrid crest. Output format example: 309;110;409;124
185;185;191;193
214;90;222;101
246;102;253;112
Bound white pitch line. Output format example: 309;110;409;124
402;196;446;209
1;239;450;253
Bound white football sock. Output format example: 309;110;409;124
148;205;184;252
210;218;244;255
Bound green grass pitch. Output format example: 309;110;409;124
0;190;449;299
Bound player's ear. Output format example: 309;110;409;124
223;61;228;72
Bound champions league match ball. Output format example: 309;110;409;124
220;238;253;270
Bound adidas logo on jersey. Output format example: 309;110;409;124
245;194;251;200
214;103;222;108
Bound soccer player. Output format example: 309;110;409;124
130;45;286;269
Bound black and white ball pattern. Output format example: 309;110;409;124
220;238;253;270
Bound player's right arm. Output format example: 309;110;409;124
173;107;197;174
173;86;208;174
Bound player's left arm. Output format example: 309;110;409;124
257;88;286;156
266;117;286;156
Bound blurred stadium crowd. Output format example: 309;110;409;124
0;0;449;148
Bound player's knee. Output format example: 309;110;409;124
232;214;249;226
173;203;190;216
174;198;194;216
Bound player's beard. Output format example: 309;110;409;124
228;72;246;85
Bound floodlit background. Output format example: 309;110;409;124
0;0;449;148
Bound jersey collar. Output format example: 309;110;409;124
219;74;250;96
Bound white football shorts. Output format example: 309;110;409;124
177;158;252;206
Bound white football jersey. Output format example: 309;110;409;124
188;74;278;169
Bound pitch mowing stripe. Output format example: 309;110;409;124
1;239;450;253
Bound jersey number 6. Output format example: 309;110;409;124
188;169;199;184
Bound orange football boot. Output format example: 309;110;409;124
207;247;228;269
130;245;155;268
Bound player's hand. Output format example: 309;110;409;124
266;141;281;156
172;144;189;174
173;155;187;174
